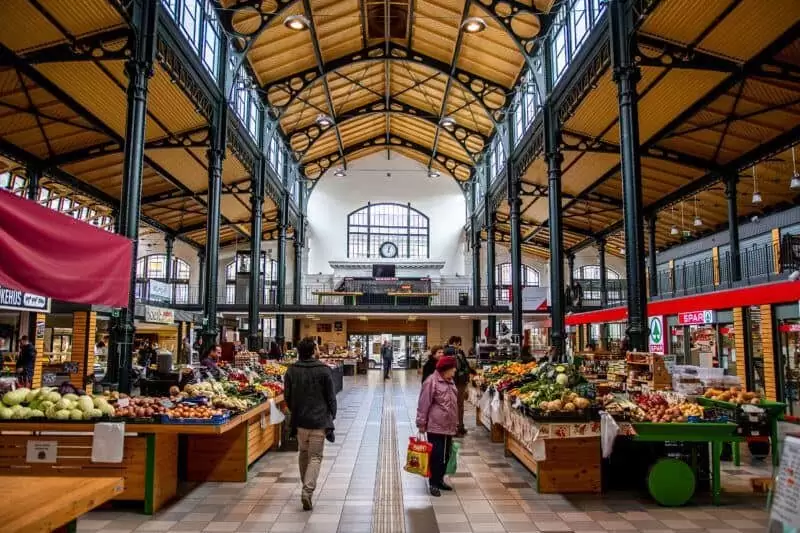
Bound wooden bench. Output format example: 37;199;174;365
311;291;363;305
1;475;124;533
386;291;439;305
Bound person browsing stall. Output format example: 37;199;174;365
421;345;444;383
15;335;36;387
284;337;337;511
416;355;459;497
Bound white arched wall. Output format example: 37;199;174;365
306;152;468;275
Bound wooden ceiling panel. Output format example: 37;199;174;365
313;0;363;63
248;3;317;85
640;0;733;47
410;0;462;66
560;152;620;196
457;5;527;89
146;148;208;192
39;0;124;39
697;0;800;62
0;0;65;53
223;149;249;184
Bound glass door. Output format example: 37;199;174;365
778;319;800;414
747;306;765;395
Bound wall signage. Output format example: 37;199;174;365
647;316;665;354
144;306;174;324
779;324;800;333
677;310;715;325
0;285;50;313
148;280;172;303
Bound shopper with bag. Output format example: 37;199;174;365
284;337;337;511
416;355;459;497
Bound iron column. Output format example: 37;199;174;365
248;160;264;350
486;208;497;339
275;193;288;345
545;105;565;359
106;0;158;393
508;153;523;338
164;235;174;283
471;179;482;306
567;253;575;286
725;174;742;282
610;0;647;351
598;239;608;307
293;180;305;306
197;248;205;306
26;164;40;201
647;215;658;296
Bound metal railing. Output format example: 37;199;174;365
654;241;789;298
298;284;478;307
574;279;627;308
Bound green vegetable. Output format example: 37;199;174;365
45;392;61;403
63;393;79;402
0;407;13;419
2;390;27;406
77;396;94;413
54;409;71;420
25;388;41;403
29;409;44;418
555;373;569;386
54;399;73;411
98;403;115;417
88;408;103;418
69;409;84;420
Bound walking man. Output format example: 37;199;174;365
381;339;393;380
284;337;337;510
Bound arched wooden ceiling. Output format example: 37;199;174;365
217;0;553;181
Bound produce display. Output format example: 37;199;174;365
478;361;538;390
1;386;115;420
112;396;170;419
164;404;225;420
508;363;595;416
703;387;761;405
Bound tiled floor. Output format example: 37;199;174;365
78;371;771;533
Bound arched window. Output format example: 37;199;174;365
136;254;191;304
573;265;620;280
225;257;278;304
495;263;540;302
347;203;429;259
573;265;621;302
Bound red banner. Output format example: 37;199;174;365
0;189;133;307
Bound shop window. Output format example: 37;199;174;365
747;306;765;395
347;203;429;259
495;262;540;302
136;254;192;304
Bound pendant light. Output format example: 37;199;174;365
752;165;762;204
693;196;703;227
670;205;678;235
681;202;691;238
790;145;800;190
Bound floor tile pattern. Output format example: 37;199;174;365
78;371;771;533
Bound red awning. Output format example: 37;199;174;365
565;279;800;326
0;189;133;307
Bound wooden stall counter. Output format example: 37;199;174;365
1;475;124;533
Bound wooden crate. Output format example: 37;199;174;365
505;432;601;493
0;431;177;514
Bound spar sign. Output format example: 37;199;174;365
648;315;665;354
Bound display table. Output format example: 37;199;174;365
0;395;284;514
503;404;601;493
1;475;125;533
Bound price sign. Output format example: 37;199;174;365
770;435;800;528
26;441;57;463
117;397;130;408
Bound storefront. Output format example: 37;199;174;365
774;302;800;414
0;284;50;377
135;306;180;356
666;310;734;372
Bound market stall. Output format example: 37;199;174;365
0;360;288;514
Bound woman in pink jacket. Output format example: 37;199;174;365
416;355;459;496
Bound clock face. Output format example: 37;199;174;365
379;241;398;258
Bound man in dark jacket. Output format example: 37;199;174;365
381;340;393;380
421;345;444;383
15;335;35;387
448;336;476;437
284;337;337;511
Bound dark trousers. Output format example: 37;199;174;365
456;382;467;431
427;432;452;488
383;358;392;379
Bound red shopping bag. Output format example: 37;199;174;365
404;436;433;478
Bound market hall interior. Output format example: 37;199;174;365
0;0;799;531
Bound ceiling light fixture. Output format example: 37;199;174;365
461;17;487;33
752;165;762;204
670;204;678;235
284;14;310;31
693;196;703;227
439;116;457;128
791;145;800;190
428;169;440;178
333;168;346;178
315;114;333;127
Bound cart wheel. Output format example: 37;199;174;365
647;458;696;507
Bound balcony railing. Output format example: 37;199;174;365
574;279;627;308
654;241;790;298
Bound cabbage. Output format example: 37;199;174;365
555;373;569;386
2;390;26;406
0;407;13;419
29;409;44;418
93;396;109;408
45;392;61;403
54;409;71;420
19;407;31;418
11;410;25;419
63;393;79;402
54;399;73;411
10;404;23;413
87;408;103;419
25;388;41;403
69;409;84;420
39;401;54;411
45;405;58;419
77;396;95;413
98;403;116;416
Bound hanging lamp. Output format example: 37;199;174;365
693;196;703;227
790;145;800;190
670;205;678;235
752;165;762;204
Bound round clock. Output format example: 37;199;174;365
379;241;398;258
